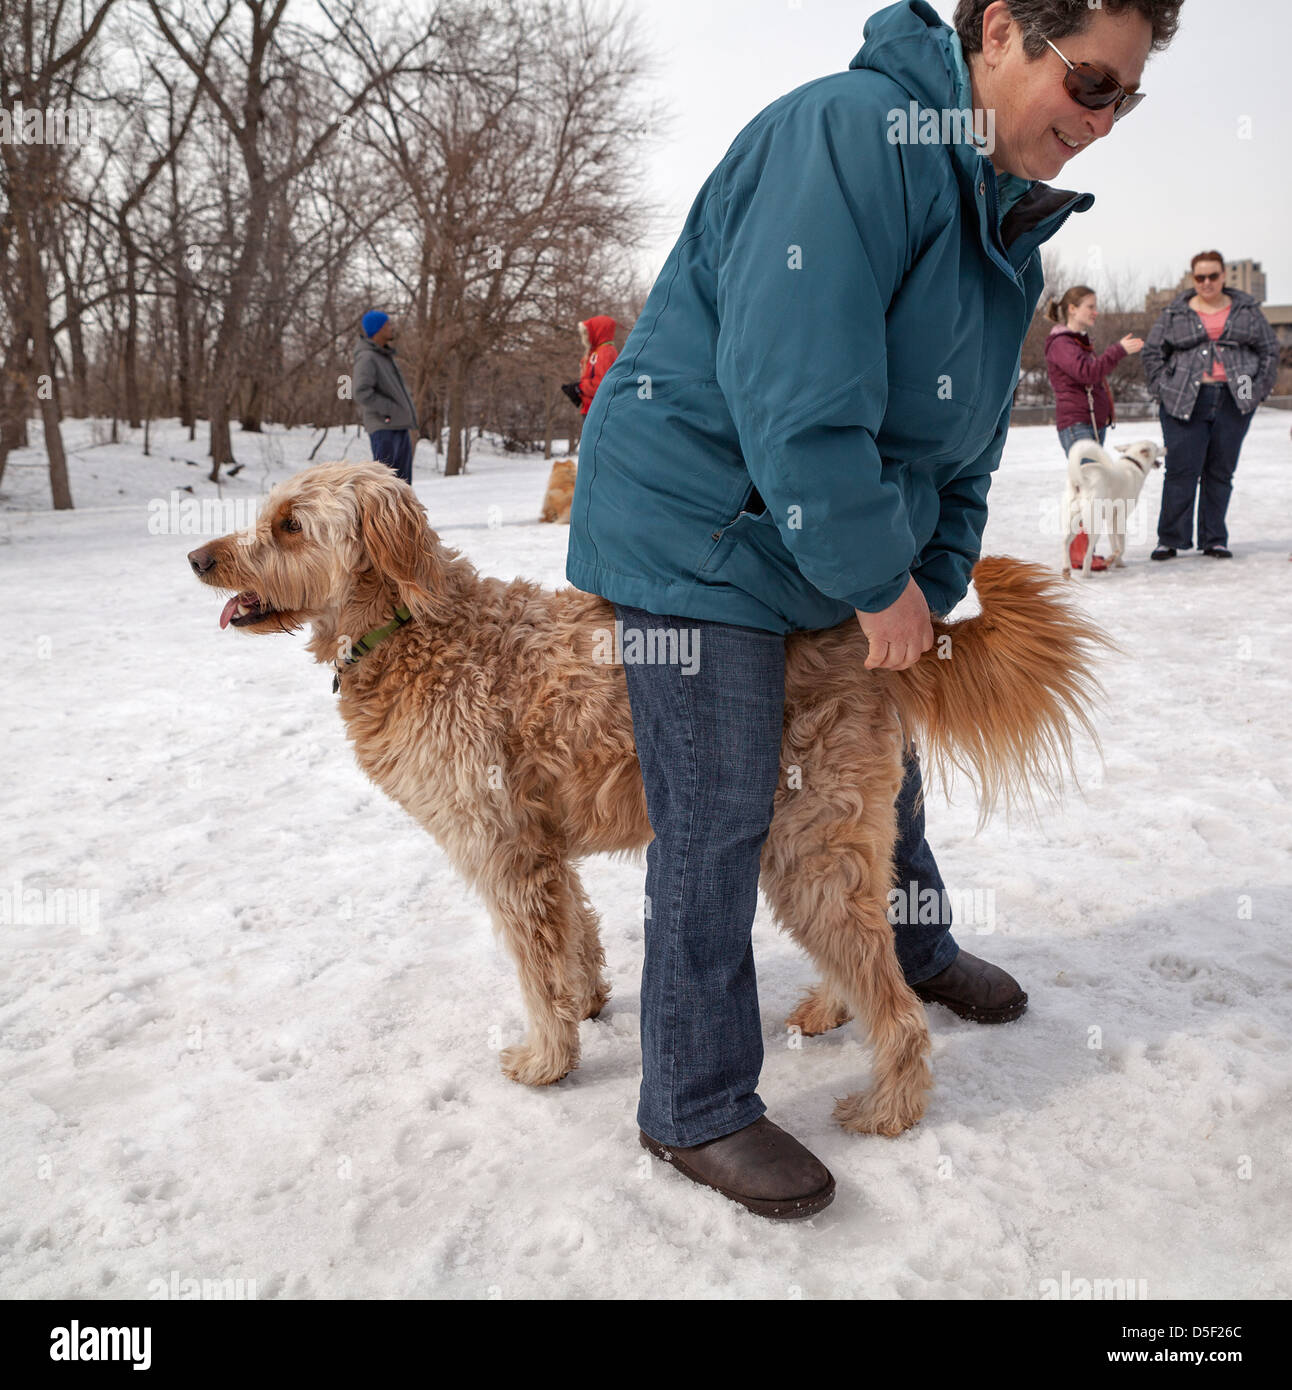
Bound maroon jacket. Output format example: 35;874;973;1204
1044;326;1127;431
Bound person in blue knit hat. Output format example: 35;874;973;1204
353;310;419;483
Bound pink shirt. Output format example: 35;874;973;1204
1198;303;1231;382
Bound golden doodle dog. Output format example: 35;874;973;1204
188;460;1105;1137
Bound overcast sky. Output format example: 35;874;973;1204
611;0;1291;305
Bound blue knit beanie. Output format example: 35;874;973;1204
362;310;389;338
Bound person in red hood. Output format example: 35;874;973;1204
1044;285;1143;570
577;316;618;415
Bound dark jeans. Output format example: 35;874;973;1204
1057;422;1107;456
369;428;413;483
614;601;959;1147
1156;384;1252;550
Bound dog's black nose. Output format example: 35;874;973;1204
188;546;215;575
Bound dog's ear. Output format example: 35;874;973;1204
356;476;452;622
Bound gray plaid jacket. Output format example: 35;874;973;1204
1141;288;1280;421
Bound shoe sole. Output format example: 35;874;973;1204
638;1132;836;1221
913;990;1029;1025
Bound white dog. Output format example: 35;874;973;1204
1061;437;1166;578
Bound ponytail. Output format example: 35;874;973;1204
1046;285;1096;326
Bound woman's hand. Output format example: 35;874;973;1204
856;576;934;671
1119;334;1145;354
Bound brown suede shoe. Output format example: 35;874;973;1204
639;1116;835;1220
912;949;1028;1023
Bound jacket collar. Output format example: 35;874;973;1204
1167;286;1253;311
849;1;1093;276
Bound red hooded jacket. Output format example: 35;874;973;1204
578;315;618;415
1044;326;1126;432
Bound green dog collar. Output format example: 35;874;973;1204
332;604;412;693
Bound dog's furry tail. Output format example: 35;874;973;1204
887;556;1117;823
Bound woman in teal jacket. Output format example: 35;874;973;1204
566;0;1178;1217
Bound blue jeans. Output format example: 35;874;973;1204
1156;384;1253;550
1057;422;1107;457
369;428;413;483
614;602;959;1147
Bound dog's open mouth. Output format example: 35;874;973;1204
219;590;281;629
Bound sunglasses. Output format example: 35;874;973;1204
1045;38;1146;121
1193;271;1223;283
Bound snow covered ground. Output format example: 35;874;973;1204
2;413;1290;1300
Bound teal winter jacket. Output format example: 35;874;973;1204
566;0;1094;629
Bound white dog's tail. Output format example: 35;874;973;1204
1066;438;1104;490
888;556;1117;820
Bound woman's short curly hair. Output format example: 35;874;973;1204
954;0;1182;58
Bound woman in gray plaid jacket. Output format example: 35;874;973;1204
1141;249;1280;560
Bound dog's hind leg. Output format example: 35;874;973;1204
479;843;588;1086
1112;506;1128;567
1061;488;1075;578
566;866;612;1020
760;745;931;1136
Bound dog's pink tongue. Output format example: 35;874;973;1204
219;595;241;630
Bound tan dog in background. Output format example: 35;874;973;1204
539;458;577;523
189;460;1106;1138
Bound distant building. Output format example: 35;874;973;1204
1264;304;1292;351
1145;257;1268;313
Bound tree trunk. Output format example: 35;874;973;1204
445;353;467;477
64;282;89;417
21;213;72;509
239;377;263;432
176;268;193;429
0;332;26;484
206;166;270;480
123;236;142;429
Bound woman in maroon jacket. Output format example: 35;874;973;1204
1045;284;1143;568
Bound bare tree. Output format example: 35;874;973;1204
0;0;117;507
343;0;658;474
145;0;437;479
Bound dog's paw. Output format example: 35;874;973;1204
833;1087;925;1137
582;980;612;1021
786;986;852;1037
499;1043;573;1087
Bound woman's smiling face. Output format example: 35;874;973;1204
971;2;1154;181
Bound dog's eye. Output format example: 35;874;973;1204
281;516;302;534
